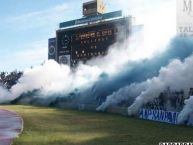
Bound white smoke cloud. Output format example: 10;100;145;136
0;86;14;103
10;60;102;99
128;55;193;115
96;82;147;111
98;54;193;114
178;96;193;125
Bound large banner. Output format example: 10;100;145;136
177;0;193;36
138;109;179;124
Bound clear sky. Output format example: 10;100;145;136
0;0;175;71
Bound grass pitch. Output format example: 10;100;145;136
1;105;193;145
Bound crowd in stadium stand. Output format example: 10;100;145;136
0;71;23;89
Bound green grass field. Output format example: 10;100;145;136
1;105;193;145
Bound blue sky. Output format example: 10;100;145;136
0;0;175;71
0;0;122;71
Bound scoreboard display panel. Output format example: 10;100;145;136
56;17;131;67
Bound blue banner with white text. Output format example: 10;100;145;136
138;109;179;124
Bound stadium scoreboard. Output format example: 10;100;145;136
48;0;132;67
56;17;131;67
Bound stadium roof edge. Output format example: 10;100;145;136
58;16;132;31
59;10;123;29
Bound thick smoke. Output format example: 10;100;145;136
128;55;193;115
178;96;193;125
9;61;102;103
97;45;193;117
0;86;13;103
96;37;193;110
